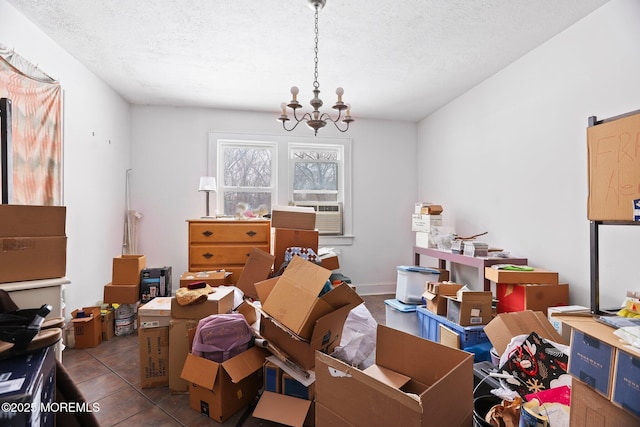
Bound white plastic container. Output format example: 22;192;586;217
384;299;420;336
395;266;441;304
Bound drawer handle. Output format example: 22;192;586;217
202;252;214;259
246;230;257;237
202;230;213;237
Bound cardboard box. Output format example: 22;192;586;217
484;310;565;356
282;372;315;400
547;305;590;342
271;205;316;230
273;228;319;276
180;347;267;423
170;286;234;320
101;308;115;341
445;291;493;326
260;256;356;340
0;236;67;283
0;205;66;236
484;267;559;284
71;306;102;349
315;324;473;427
140;266;172;303
587;112;640;221
496;283;569;315
235;248;275;300
570;379;640;427
414;203;443;215
319;254;340;271
138;297;172;329
612;348;640;418
112;254;146;285
139;326;169;388
0;345;56;427
263;360;282;393
411;214;442;232
179;270;230;288
103;282;140;304
253;391;313;427
422;282;463;315
257;274;363;370
168;318;198;393
569;328;615;398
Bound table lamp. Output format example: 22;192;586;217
198;176;217;218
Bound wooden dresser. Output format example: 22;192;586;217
187;219;271;284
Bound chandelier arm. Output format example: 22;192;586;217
331;120;350;133
319;108;343;123
281;119;304;132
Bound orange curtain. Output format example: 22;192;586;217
0;50;62;205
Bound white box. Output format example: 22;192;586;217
547;305;589;342
395;266;441;304
384;299;420;337
411;214;442;232
138;297;172;329
415;231;435;248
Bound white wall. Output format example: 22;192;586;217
130;106;418;294
0;1;131;315
417;0;640;309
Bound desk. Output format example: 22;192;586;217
413;246;527;291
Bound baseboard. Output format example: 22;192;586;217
355;281;396;296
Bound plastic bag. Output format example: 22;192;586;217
331;303;377;368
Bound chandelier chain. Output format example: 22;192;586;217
313;4;319;89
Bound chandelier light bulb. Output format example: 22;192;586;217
277;0;353;135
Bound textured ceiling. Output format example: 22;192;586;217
7;0;609;122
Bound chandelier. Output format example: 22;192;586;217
278;0;354;135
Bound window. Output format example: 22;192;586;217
217;140;277;216
208;133;352;241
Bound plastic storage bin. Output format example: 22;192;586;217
384;299;420;336
416;305;491;361
395;266;441;304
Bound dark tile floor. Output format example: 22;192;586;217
62;294;391;427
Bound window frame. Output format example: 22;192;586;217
208;132;353;245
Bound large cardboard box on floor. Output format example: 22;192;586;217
139;325;169;388
315;325;474;427
112;254;146;285
484;310;565;356
71;306;102;349
180;347;267;423
0;203;67;284
496;283;569;315
256;257;363;370
170;286;234;320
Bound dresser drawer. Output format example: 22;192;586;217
189;222;270;244
190;244;270;267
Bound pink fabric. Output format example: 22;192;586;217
0;56;62;205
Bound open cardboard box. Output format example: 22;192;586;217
180;346;267;423
484;310;566;356
235;248;275;300
422;282;463;315
315;324;474;427
255;257;363;371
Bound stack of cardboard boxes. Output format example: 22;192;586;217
103;255;146;305
484;266;569;316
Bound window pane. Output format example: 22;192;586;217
223;147;272;188
222;191;272;216
293;161;337;191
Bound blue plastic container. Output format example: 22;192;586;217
416;305;490;361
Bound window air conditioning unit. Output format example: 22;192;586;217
295;203;342;235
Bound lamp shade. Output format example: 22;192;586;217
199;176;217;192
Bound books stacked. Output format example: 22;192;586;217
463;241;488;257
